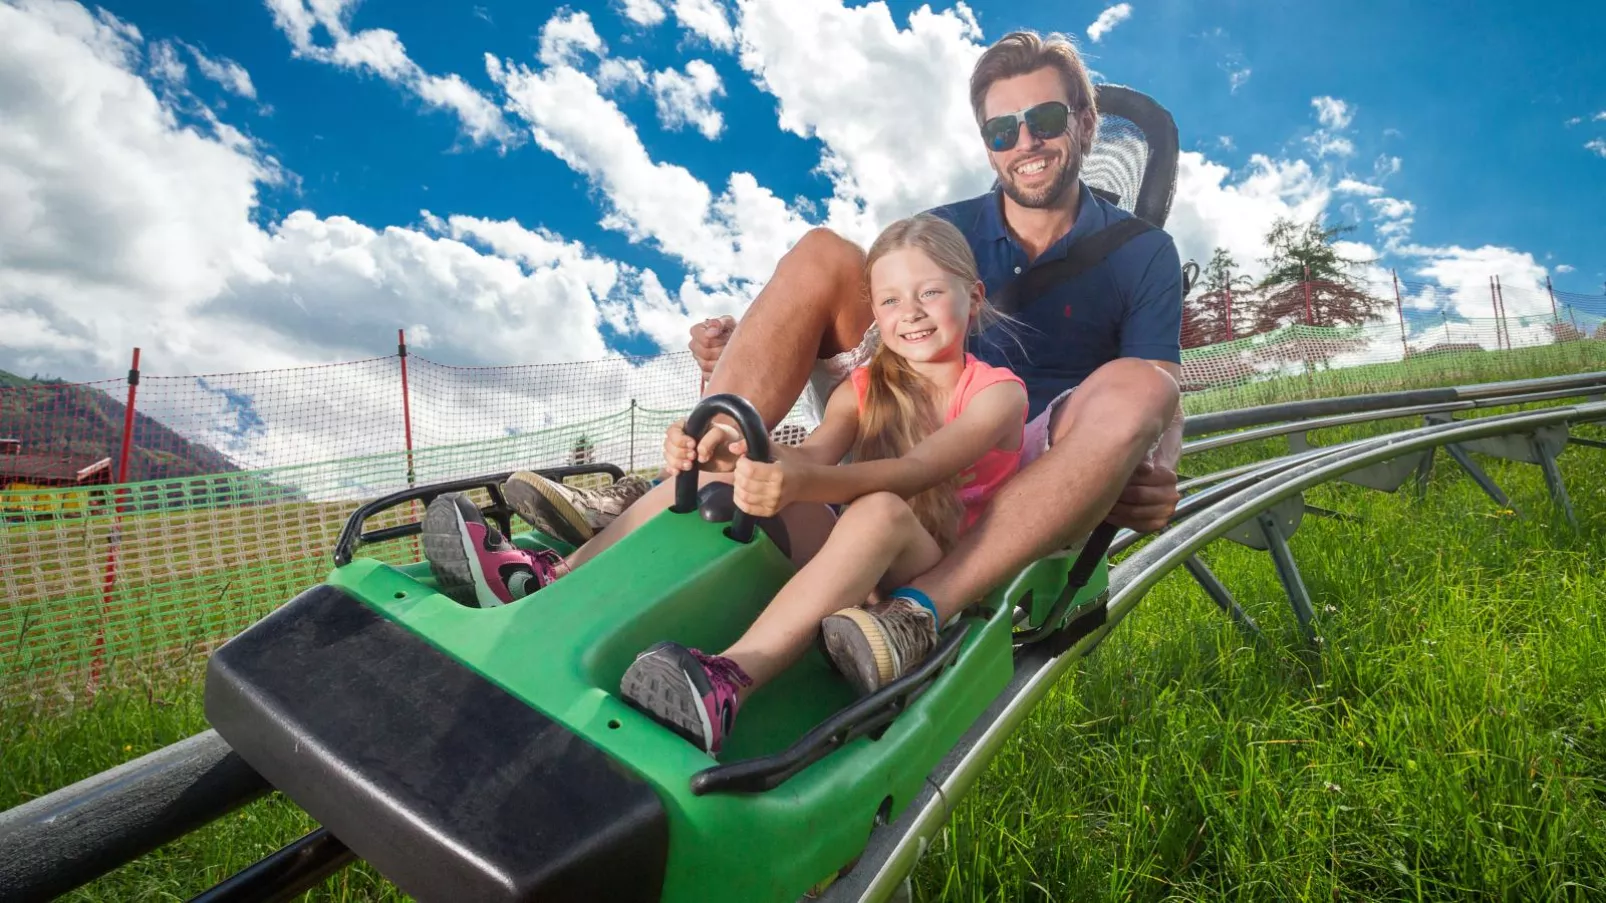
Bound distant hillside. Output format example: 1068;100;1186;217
0;368;249;485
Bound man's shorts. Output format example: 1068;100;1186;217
1020;386;1073;470
802;324;879;428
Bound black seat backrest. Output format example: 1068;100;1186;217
1083;83;1179;229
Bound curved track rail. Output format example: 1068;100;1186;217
2;375;1603;903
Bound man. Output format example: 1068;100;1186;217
505;30;1183;690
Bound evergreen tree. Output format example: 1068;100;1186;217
1181;247;1252;348
570;434;595;465
1250;217;1389;334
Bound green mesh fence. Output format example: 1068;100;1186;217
0;404;690;707
4;313;1605;708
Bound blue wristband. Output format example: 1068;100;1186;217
891;586;939;624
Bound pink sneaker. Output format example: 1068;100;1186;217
422;493;563;607
619;643;751;755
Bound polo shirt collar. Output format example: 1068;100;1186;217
981;178;1105;257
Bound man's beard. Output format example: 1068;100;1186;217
999;148;1080;209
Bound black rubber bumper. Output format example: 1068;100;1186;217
205;584;668;902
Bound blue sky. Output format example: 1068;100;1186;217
2;0;1604;388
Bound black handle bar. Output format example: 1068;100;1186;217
671;393;772;544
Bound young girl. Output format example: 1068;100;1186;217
422;213;1027;755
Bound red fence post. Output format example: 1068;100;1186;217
398;329;416;489
116;349;140;485
398;330;421;557
1302;265;1314;325
91;347;140;694
1392;270;1408;357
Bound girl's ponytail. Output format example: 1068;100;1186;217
853;343;967;552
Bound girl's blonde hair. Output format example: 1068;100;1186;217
853;213;1010;552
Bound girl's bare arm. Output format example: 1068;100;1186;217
786;380;1026;505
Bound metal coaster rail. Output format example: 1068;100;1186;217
1;373;1603;903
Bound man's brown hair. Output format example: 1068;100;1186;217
968;30;1097;130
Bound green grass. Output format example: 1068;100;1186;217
3;358;1605;900
912;415;1606;901
1181;337;1606;414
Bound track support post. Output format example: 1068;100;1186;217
1182;555;1262;641
1413;447;1436;498
1257;511;1319;647
1533;436;1578;528
1424;414;1514;511
1425;413;1583;526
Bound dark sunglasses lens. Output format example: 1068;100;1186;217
982;115;1020;151
1025;102;1068;138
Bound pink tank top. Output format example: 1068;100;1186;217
849;354;1027;534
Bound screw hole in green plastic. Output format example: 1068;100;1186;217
608;719;622;730
393;591;406;599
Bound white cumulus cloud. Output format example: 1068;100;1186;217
672;0;736;49
651;59;725;139
1335;178;1383;196
186;42;256;99
485;11;810;295
730;0;991;243
1087;4;1133;42
0;0;644;388
620;0;667;27
1164;153;1331;281
1311;95;1352;129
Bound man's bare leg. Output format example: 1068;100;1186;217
703;227;874;429
906;358;1181;620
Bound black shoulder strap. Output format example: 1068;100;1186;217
992;216;1155;315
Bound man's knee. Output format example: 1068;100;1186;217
1056;358;1179;447
775;227;871;355
790;226;866;278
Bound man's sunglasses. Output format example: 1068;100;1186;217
980;101;1072;152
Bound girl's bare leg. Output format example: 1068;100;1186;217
720;492;941;689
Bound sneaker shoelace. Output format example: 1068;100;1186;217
532;549;566;584
689;648;752;691
881;600;939;662
592;477;649;500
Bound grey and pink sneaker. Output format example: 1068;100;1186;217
421;493;564;608
619;642;751;755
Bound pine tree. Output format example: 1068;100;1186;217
570;434;595;465
1250;217;1389;333
1181;247;1252;348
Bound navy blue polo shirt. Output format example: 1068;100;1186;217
925;180;1183;421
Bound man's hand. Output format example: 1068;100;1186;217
688;315;737;378
1107;458;1180;533
664;420;746;474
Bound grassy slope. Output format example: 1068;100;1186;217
915;415;1606;901
1181;339;1606;415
